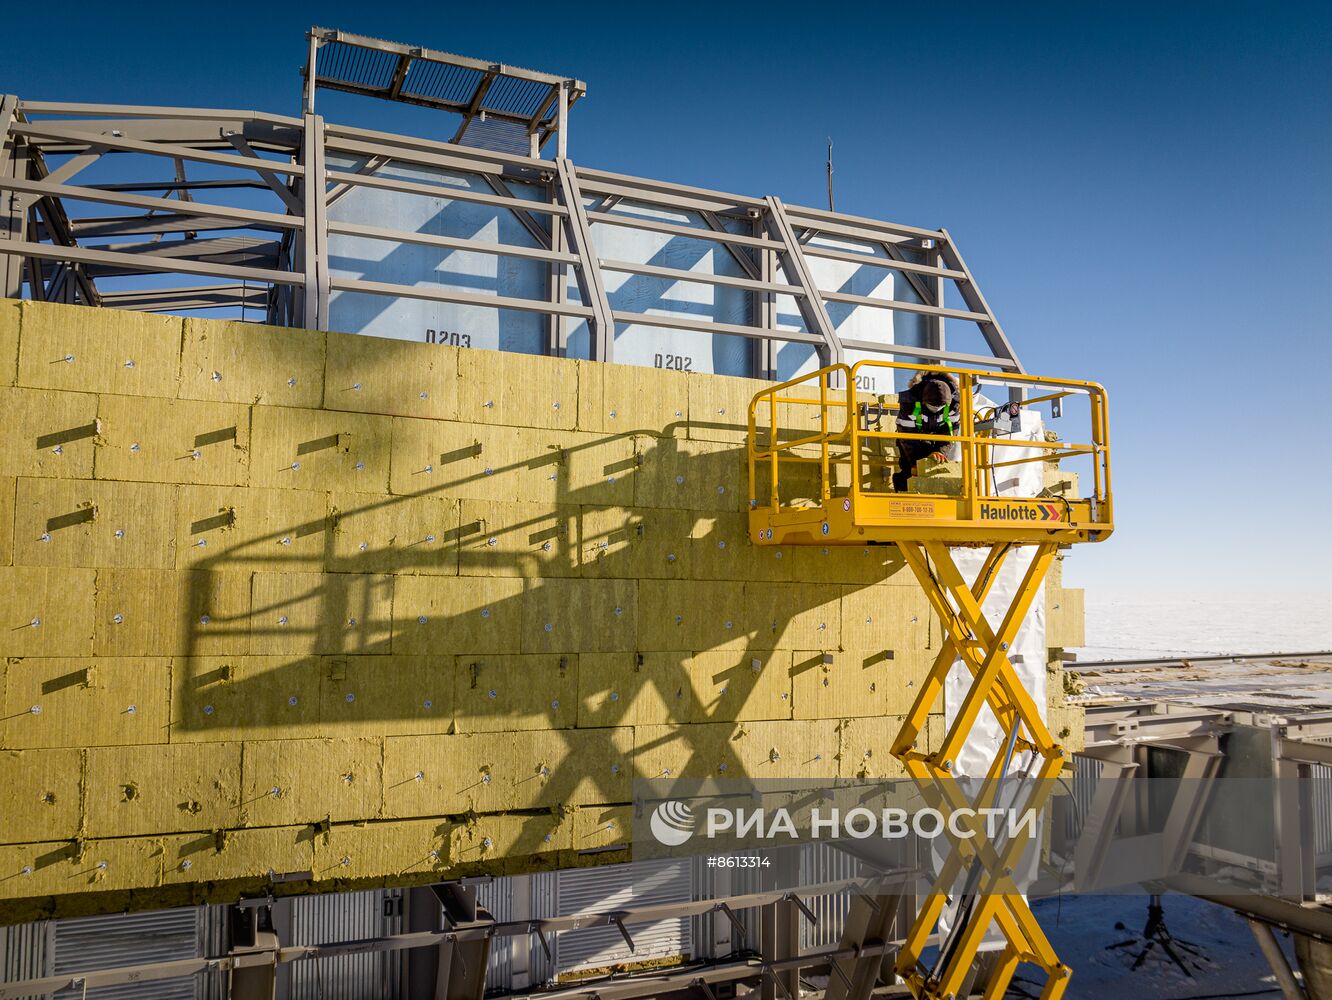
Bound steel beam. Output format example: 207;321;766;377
1249;919;1309;1000
0;175;302;230
4;239;300;286
764;195;844;366
936;229;1021;371
554;157;615;361
11;122;305;178
0;95;22;298
482;174;552;249
327;219;574;264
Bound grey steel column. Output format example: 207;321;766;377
1248;919;1307;1000
0;96;23;299
554;159;614;362
763;196;843;368
300;113;329;331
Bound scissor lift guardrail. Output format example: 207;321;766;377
747;360;1114;1000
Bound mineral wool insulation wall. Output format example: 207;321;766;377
0;300;1084;922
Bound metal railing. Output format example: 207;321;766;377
747;360;1112;523
0;97;1023;376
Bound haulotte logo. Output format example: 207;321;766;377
649;801;697;846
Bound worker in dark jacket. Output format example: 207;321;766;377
892;371;961;491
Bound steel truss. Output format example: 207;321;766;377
0;96;1022;377
0;874;920;1000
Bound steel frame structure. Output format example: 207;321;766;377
0;97;1021;377
0;874;923;1000
301;27;586;157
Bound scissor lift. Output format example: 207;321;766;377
747;360;1114;1000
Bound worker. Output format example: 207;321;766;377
892;371;962;491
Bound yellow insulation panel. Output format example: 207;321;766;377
94;395;250;487
3;656;170;749
0;837;164;902
17;301;181;398
324;332;458;421
457;499;577;578
84;741;242;838
631;722;744;781
632;437;745;512
240;737;383;827
332;492;459;576
250;405;393;493
390;418;560;504
451;812;568;866
554;429;636;508
519;578;637;655
579;506;692;581
458;348;579;431
176;484;330;572
691;650;792;722
1048;587;1086;649
0;747;84;842
743;581;842;652
13;477;176;569
175;570;254;656
577;651;695;728
171;655;323;742
685;371;766;445
838;716;914;781
179;318;325;408
0;304;1089;913
635;579;749;653
838;583;932;654
0;567;95;657
249;571;394;655
383;728;632;818
317;819;453;885
320;655;453;738
689;513;791;582
0;477;12;566
570;805;633;853
454;654;578;732
791;542;906;586
0;387;100;480
392;574;525;656
160;825;314;887
0;298;16;386
578;361;689;437
90;568;251;657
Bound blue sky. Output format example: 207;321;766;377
5;1;1329;593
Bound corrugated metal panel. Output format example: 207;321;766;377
1068;754;1103;842
553;860;693;977
198;905;230;1000
288;890;398;1000
476;877;513;991
1;920;49;999
528;871;559;985
1313;764;1332;857
798;843;861;952
52;908;199;1000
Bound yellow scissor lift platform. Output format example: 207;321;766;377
747;359;1113;1000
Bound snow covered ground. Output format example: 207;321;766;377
1077;590;1332;662
1030;893;1293;999
1035;591;1326;996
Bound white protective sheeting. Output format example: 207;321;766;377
933;410;1048;948
944;407;1048;778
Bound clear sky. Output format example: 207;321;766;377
4;1;1329;594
